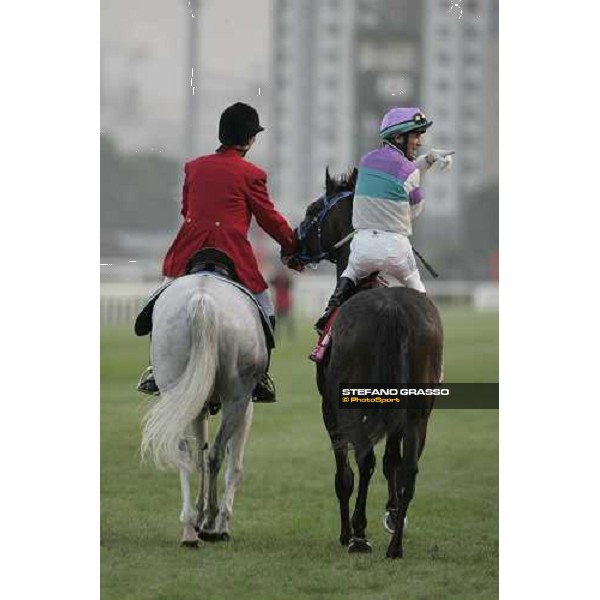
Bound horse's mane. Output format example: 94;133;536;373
329;170;357;194
306;169;357;219
306;197;324;220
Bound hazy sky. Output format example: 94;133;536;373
101;0;274;158
102;0;271;80
200;0;271;78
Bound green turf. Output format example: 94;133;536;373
101;307;498;600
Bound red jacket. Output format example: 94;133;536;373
162;148;296;293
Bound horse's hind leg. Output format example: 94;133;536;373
200;398;250;541
386;425;420;559
383;432;402;533
348;446;375;553
215;401;254;539
333;444;354;546
192;415;209;530
178;439;199;547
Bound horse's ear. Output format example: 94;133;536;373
350;167;358;188
325;166;334;196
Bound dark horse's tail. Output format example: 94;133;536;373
327;288;418;454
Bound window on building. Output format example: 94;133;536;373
464;52;479;66
438;52;451;66
326;47;338;61
463;105;478;120
435;185;447;200
464;78;479;92
464;0;479;13
464;24;479;39
464;159;480;172
435;106;449;119
324;74;338;88
325;19;339;36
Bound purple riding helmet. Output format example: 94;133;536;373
379;107;433;139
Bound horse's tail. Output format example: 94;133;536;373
333;297;413;453
141;292;219;470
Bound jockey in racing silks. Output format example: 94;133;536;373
315;107;454;333
137;102;302;402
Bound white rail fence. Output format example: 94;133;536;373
101;278;498;328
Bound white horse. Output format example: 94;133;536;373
141;274;268;546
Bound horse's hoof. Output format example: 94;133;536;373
385;548;403;559
198;529;230;542
198;530;220;542
348;538;372;553
180;539;199;549
339;533;351;546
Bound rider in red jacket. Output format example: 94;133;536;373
138;102;301;402
162;112;297;289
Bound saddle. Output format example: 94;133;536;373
134;248;275;349
309;273;387;362
185;247;239;280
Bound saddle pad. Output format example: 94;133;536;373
134;272;275;350
191;272;275;349
134;278;175;336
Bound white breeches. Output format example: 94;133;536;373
341;229;426;292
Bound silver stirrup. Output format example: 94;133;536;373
136;366;160;396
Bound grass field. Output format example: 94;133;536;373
101;307;498;600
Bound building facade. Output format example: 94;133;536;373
270;0;498;229
421;0;499;219
270;0;425;220
270;0;357;222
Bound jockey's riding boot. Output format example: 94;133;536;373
136;366;160;395
252;316;277;403
314;277;355;333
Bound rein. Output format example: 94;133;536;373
295;188;439;277
296;190;354;264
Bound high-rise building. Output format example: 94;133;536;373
421;0;499;218
270;0;358;222
270;0;425;220
270;0;498;231
354;0;424;156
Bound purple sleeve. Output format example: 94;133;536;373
409;186;423;205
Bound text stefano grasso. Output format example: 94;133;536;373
341;388;450;396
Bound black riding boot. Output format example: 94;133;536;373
252;316;277;403
314;277;356;333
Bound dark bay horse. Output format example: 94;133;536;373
294;168;443;558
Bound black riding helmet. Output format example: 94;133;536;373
219;102;265;146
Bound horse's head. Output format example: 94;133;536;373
295;167;358;266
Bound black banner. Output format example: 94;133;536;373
338;384;499;409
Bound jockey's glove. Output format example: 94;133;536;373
417;148;455;173
427;148;455;171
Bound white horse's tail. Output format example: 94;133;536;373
141;292;219;470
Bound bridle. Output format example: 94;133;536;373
295;190;355;265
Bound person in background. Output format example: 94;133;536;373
270;267;295;340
